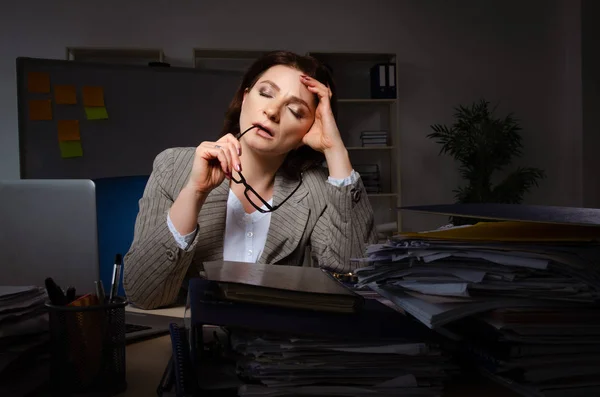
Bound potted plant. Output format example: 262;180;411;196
427;99;546;225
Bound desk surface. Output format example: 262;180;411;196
119;336;173;397
118;335;519;397
125;304;186;318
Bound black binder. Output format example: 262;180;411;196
187;278;430;340
400;202;600;226
156;323;198;397
158;278;439;395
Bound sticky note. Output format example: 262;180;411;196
85;107;108;120
59;141;83;158
54;85;77;104
57;120;80;141
27;72;50;93
67;293;98;307
29;99;52;120
82;86;105;107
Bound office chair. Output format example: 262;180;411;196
94;175;150;296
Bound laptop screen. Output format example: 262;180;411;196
0;179;99;294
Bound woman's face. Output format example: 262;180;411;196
239;65;317;157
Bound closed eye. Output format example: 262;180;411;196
288;107;303;119
257;84;308;119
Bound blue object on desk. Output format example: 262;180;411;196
94;175;149;297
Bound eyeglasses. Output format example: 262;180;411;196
230;125;303;213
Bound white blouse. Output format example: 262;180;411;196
167;170;359;263
222;190;272;262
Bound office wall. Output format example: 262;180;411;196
0;0;584;231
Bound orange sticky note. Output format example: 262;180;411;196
29;99;52;120
27;72;50;93
54;85;77;105
82;86;104;107
67;293;98;307
57;120;80;141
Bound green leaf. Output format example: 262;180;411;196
427;98;545;207
491;167;546;204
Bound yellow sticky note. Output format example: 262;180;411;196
28;72;50;93
82;86;105;107
54;85;77;105
59;141;83;158
85;107;108;120
29;99;52;120
57;120;80;142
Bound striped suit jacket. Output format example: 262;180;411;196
123;147;377;309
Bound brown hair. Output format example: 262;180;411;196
221;50;337;179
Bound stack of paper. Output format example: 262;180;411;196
230;329;455;397
445;307;600;396
0;286;49;397
354;221;600;328
354;221;600;396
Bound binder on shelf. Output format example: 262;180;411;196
370;63;396;99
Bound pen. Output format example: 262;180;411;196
95;280;106;303
109;253;122;303
66;287;76;303
45;277;67;306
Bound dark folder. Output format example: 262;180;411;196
400;203;600;227
187;277;432;341
202;260;364;313
176;279;439;395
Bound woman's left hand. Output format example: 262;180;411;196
300;75;345;153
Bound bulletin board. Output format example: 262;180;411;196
16;57;244;179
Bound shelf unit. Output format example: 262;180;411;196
307;51;400;238
193;49;401;238
193;48;270;71
66;47;165;65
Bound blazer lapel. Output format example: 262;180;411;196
260;172;310;264
195;179;229;261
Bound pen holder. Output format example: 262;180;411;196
45;297;128;396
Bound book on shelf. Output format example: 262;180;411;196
360;131;389;147
354;164;381;194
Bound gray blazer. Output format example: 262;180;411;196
123;147;377;309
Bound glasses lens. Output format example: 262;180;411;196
230;173;242;184
244;188;273;213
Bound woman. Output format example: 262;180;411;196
123;50;377;309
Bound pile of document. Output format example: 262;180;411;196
446;306;600;396
229;329;455;397
0;286;49;397
354;221;600;396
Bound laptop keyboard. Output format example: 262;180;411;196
125;323;152;333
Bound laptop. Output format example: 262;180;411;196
0;179;181;342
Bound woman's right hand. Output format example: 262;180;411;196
185;133;242;195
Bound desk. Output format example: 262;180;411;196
118;335;519;397
119;336;173;397
118;305;186;396
125;304;186;317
